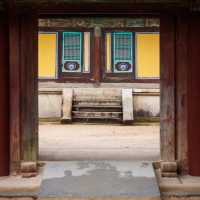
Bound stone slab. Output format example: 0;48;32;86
39;82;160;89
39;161;160;198
0;169;43;197
122;89;134;123
39;94;62;119
155;167;200;197
61;89;73;123
73;88;121;101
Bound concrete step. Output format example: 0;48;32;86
73;107;122;112
73;88;122;102
72;99;122;121
72;111;122;120
73;100;122;107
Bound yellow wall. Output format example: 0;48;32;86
106;33;112;73
136;33;160;78
38;33;57;78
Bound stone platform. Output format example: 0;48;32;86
39;161;160;199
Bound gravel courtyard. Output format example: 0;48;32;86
39;124;160;161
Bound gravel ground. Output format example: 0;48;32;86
39;124;160;161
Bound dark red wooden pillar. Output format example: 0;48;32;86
20;11;38;162
188;14;200;176
160;14;176;162
175;14;189;174
9;8;38;174
0;14;10;176
9;11;21;174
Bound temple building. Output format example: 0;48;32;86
38;18;160;123
0;1;200;199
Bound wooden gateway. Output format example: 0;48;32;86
0;0;200;180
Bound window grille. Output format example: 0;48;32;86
113;32;133;73
62;32;82;72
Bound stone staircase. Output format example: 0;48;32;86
61;88;133;123
72;98;123;122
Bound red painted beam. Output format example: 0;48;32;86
93;27;101;84
0;15;10;176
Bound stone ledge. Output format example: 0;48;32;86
0;167;43;197
154;162;200;198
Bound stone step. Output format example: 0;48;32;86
73;107;122;112
73;88;122;101
73;100;122;107
72;111;122;120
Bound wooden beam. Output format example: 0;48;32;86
160;14;176;161
175;15;189;175
93;26;101;84
37;2;189;17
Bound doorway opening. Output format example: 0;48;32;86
37;16;161;197
38;16;160;162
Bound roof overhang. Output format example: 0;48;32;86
3;0;200;15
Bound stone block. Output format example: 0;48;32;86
61;88;73;123
122;88;134;123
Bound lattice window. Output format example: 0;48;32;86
114;32;132;61
63;32;81;61
105;32;134;73
62;32;91;73
62;32;82;72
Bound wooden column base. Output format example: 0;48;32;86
161;161;178;177
20;161;38;178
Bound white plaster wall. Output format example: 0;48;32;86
39;94;62;119
38;88;160;120
133;95;160;118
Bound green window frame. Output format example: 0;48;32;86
113;32;134;73
62;32;83;73
104;31;135;74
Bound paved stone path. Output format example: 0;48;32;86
39;161;160;198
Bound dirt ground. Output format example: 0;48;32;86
39;124;160;161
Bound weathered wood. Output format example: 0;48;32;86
175;15;189;175
0;15;10;176
21;161;37;173
122;89;134;123
161;161;177;173
61;88;73;123
161;172;177;177
161;161;177;177
188;14;200;176
160;15;176;161
20;11;38;162
8;9;21;175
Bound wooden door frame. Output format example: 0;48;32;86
8;4;183;175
